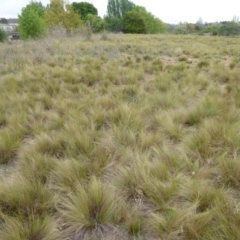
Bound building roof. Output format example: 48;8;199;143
7;18;18;24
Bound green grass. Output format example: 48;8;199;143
1;33;240;239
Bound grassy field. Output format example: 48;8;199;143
1;33;240;239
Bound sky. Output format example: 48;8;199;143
1;0;240;24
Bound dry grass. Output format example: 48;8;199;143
1;33;240;239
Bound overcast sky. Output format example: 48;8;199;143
1;0;240;24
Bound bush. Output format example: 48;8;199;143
201;22;240;36
0;28;7;42
218;22;240;36
173;24;190;35
123;11;147;34
186;23;195;33
104;16;123;32
85;14;105;33
200;24;220;36
72;2;98;21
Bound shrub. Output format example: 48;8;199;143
0;28;7;42
186;23;195;33
85;14;105;33
200;24;220;36
218;22;240;36
104;16;123;32
173;24;190;35
197;60;210;68
123;11;147;34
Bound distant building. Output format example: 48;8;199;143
0;18;18;32
0;18;19;39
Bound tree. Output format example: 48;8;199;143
104;0;136;32
72;2;98;21
105;0;135;32
18;1;46;39
152;17;167;33
123;11;146;33
195;17;204;31
104;16;123;32
85;14;105;33
107;0;135;18
132;6;166;33
232;16;239;23
45;0;82;32
186;23;195;33
26;0;45;17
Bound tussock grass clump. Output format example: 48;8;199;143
24;133;67;159
0;127;27;164
58;177;123;239
218;152;240;188
157;111;184;141
184;94;225;126
0;215;58;240
150;204;216;239
197;59;210;68
0;176;54;227
50;158;89;194
1;34;240;239
184;118;240;162
123;206;144;236
16;152;57;184
178;56;188;62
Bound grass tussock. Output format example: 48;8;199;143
0;215;58;240
1;33;240;239
58;177;122;239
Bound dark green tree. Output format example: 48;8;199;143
18;1;46;39
71;2;98;21
105;0;135;32
107;0;135;18
123;11;146;33
104;16;123;32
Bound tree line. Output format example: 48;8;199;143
14;0;167;39
171;18;240;36
1;0;239;41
